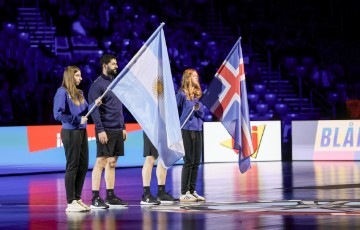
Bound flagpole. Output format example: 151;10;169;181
107;22;165;90
213;37;242;79
202;37;241;97
85;22;166;118
85;91;107;117
180;107;194;129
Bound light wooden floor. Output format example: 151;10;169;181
1;161;360;229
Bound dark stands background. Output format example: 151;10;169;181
0;0;359;160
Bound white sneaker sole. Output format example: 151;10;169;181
106;204;129;209
90;205;108;209
140;201;160;205
179;199;198;202
158;200;175;204
65;207;87;212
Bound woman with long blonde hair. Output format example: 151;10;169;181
176;68;206;202
53;66;101;212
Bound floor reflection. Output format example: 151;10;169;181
1;161;360;229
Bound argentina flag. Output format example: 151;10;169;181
108;23;185;168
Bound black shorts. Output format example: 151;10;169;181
143;132;158;159
96;130;124;158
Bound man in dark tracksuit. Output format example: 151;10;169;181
88;54;128;209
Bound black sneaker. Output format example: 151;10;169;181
90;196;109;209
157;192;178;204
140;193;161;205
105;195;129;207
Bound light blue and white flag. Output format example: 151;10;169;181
109;23;184;168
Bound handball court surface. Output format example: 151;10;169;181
1;161;360;229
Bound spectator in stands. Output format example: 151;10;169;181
58;2;77;35
11;75;32;125
72;15;87;37
311;64;334;89
0;79;13;125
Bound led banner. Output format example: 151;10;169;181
0;121;281;175
203;121;282;162
0;124;144;175
292;120;360;160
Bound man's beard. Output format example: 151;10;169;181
106;68;117;77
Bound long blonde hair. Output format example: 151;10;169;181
61;66;84;106
179;68;202;100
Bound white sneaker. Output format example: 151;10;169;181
65;200;87;212
192;191;206;201
77;199;91;211
179;191;197;202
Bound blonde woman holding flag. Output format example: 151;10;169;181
176;68;206;202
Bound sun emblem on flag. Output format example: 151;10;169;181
152;76;164;98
